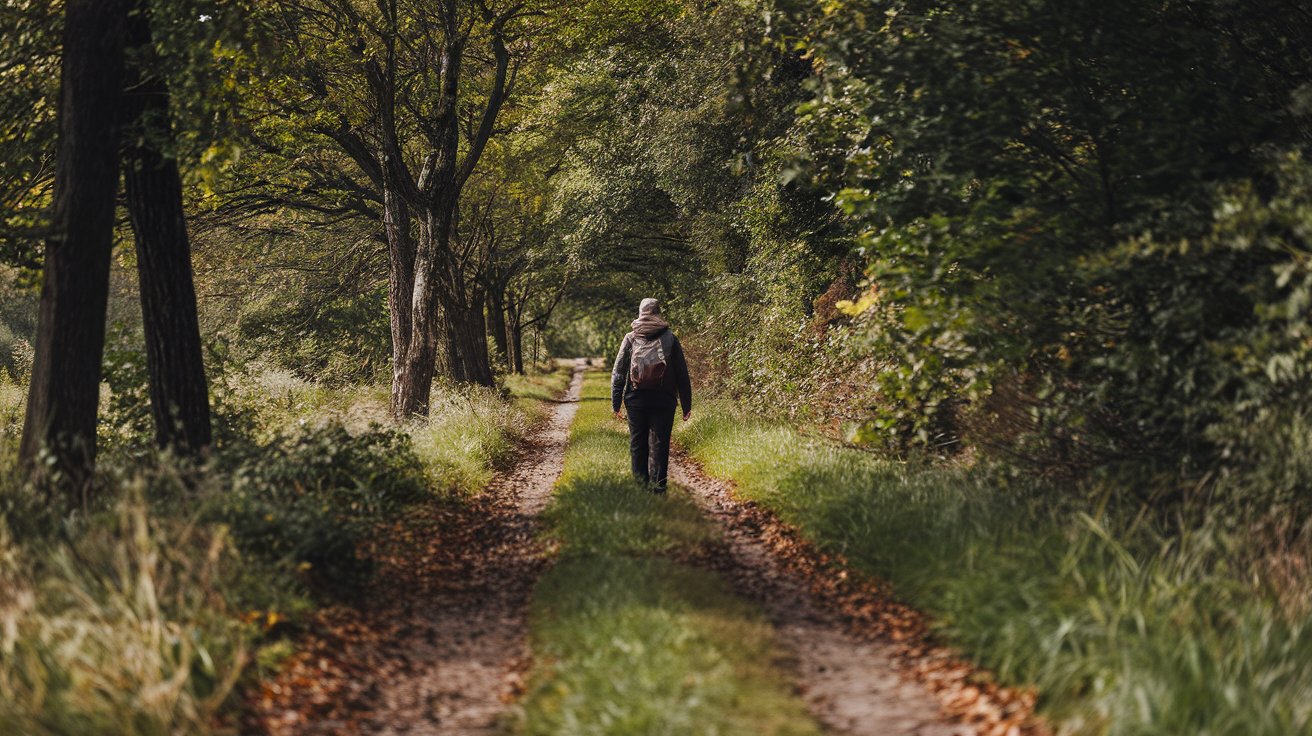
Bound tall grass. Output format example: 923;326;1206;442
407;386;523;496
0;484;252;735
515;372;820;735
407;362;573;496
502;360;575;409
220;362;377;439
222;363;568;496
0;362;565;734
679;406;1312;734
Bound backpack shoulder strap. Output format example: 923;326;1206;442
658;330;674;352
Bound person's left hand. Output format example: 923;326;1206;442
615;410;624;421
682;410;691;422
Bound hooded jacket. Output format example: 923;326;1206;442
611;315;693;413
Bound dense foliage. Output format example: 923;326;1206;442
785;0;1312;479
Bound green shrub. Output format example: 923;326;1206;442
99;323;157;457
0;371;23;463
788;1;1312;481
0;273;36;383
211;422;429;589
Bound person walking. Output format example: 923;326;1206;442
611;298;692;493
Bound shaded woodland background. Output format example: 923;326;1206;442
2;0;1312;733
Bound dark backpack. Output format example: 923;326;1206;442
629;331;673;390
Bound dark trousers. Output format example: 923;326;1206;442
626;402;676;491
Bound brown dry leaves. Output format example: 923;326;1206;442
674;450;1048;736
239;488;536;734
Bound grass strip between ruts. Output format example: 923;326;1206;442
513;370;820;736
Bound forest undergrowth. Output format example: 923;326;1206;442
678;405;1312;735
0;361;569;733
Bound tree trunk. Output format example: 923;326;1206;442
487;286;508;371
445;325;466;384
20;0;130;500
510;321;524;375
441;290;494;387
467;284;492;385
384;184;416;419
392;211;446;418
390;18;461;419
507;292;524;375
122;3;212;455
380;1;511;406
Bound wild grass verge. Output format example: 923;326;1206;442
1;482;252;735
514;370;820;735
0;365;563;734
406;362;573;495
503;360;575;410
678;405;1312;735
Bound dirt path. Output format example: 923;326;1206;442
671;455;1038;736
248;362;584;735
247;362;1039;735
359;362;583;734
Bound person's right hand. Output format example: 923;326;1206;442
614;410;624;421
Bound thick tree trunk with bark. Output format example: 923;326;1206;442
445;296;494;387
310;0;520;419
445;329;466;384
20;0;130;499
122;4;212;455
387;18;460;419
393;201;452;417
469;285;490;381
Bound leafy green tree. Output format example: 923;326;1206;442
0;1;60;267
784;0;1312;478
238;0;547;418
